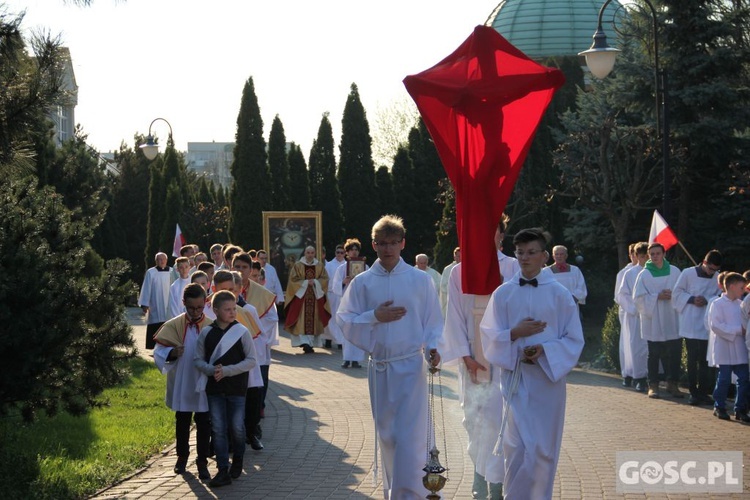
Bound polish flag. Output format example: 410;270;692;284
172;223;186;258
648;210;678;251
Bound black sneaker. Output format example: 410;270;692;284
622;376;633;387
173;457;187;474
351;361;362;368
734;411;750;424
688;395;701;406
209;468;232;487
341;361;351;368
229;460;243;479
714;408;730;420
634;379;647;393
197;463;211;481
324;339;332;348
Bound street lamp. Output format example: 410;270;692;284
139;117;174;161
579;0;671;221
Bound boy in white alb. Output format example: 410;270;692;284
616;242;650;392
633;243;684;399
707;273;749;422
332;238;367;369
169;257;192;318
480;228;584;500
337;215;443;500
153;283;213;480
615;244;637;386
672;250;722;405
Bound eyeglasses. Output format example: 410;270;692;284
373;240;403;249
514;250;544;258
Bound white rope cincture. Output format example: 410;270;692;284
493;354;522;456
369;349;423;487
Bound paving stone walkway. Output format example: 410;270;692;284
92;310;750;499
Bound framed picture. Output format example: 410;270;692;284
262;211;323;291
347;257;367;278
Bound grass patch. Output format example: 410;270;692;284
0;357;174;499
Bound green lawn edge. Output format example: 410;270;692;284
0;357;174;499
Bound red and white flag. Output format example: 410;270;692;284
172;223;186;258
648;210;678;251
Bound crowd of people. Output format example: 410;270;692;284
615;243;750;422
135;213;749;499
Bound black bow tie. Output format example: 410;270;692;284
519;278;538;287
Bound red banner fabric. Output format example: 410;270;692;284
404;25;564;295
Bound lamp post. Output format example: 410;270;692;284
139;117;174;161
579;0;671;221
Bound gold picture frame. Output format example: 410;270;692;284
262;211;323;290
347;257;367;278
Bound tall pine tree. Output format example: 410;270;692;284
374;165;395;220
309;113;343;253
229;77;270;248
288;142;310;210
338;83;376;251
268;115;292;210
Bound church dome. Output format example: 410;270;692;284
487;0;626;59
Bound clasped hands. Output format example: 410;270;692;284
510;317;546;363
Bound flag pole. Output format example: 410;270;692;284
676;241;697;266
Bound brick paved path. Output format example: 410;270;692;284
93;310;750;499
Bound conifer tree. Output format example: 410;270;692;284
161;179;184;253
390;145;417;263
229;77;270;248
145;158;166;266
96;139;151;282
338;83;376;249
374;165;395;220
288;142;310;210
308;113;343;253
433;180;458;270
407;120;445;254
268;115;292;210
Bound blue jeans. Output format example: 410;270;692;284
713;364;749;413
208;394;246;469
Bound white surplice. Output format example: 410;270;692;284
168;277;191;319
337;258;443;500
615;263;634;376
480;268;584;500
153;316;209;412
617;265;649;379
322;258;347;343
633;265;681;341
262;263;285;304
332;262;366;361
708;294;748;366
672;266;720;340
439;262;504;485
439;261;458;317
548;264;587;305
138;266;172;324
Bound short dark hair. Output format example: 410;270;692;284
634;242;649;256
704;249;723;267
647;242;665;253
248;249;257;259
198;261;214;272
232;252;253;268
512;227;549;250
179;245;193;257
223;245;243;264
191;270;208;283
214;269;234;285
183;282;206;301
251;261;262;271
